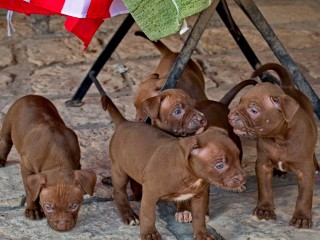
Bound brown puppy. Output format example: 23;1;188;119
134;31;207;123
0;95;97;232
100;92;246;240
174;79;257;222
228;63;319;228
140;87;207;136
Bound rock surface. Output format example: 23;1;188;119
1;0;320;239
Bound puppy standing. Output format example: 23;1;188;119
0;95;96;231
228;63;319;228
92;76;246;239
140;80;256;222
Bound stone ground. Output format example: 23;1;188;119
1;0;320;239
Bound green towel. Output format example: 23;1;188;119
123;0;212;40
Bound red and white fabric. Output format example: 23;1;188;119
0;0;129;49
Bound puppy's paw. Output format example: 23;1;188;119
121;209;140;226
289;215;312;229
175;211;209;223
175;211;192;223
141;230;161;240
0;159;6;168
194;231;215;240
25;208;43;220
253;207;276;220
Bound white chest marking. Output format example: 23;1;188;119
174;193;195;202
278;161;285;172
190;179;203;188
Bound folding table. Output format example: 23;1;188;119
65;0;320;121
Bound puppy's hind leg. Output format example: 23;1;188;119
112;168;139;225
0;116;13;167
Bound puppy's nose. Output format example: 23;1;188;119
55;220;72;231
233;171;247;184
228;111;238;120
229;112;243;126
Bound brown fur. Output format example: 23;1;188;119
0;95;96;231
140;88;207;136
228;63;319;228
173;79;257;222
134;31;207;123
101;93;246;239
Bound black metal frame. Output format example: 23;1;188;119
65;14;135;107
66;0;320;119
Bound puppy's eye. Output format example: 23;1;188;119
43;204;54;213
70;203;79;211
271;96;279;104
249;107;259;115
215;162;225;170
172;107;182;116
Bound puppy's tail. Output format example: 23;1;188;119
219;79;258;106
135;31;172;56
250;63;295;89
90;72;126;126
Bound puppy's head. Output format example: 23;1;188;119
140;89;207;136
134;73;164;122
182;127;246;190
26;169;97;232
228;82;299;138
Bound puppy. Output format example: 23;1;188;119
173;79;257;222
0;95;97;232
139;87;207;136
228;63;319;228
98;87;246;239
134;31;207;123
139;79;257;139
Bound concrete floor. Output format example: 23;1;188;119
0;0;320;239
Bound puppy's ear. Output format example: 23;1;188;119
270;95;299;122
141;73;159;83
179;136;201;160
141;96;162;120
101;95;108;111
74;170;97;196
26;173;46;201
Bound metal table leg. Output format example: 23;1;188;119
235;0;320;118
161;0;220;90
66;14;135;107
217;0;279;84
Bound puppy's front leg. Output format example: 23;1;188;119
191;186;214;240
139;190;161;240
290;162;314;228
112;168;139;225
21;166;43;220
175;186;210;223
253;155;276;220
175;200;193;223
0;124;13;167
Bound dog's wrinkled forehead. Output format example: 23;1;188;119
243;83;284;100
40;183;83;203
161;89;195;105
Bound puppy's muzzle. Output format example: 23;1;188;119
48;215;76;232
225;171;247;189
228;111;256;137
183;111;207;136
